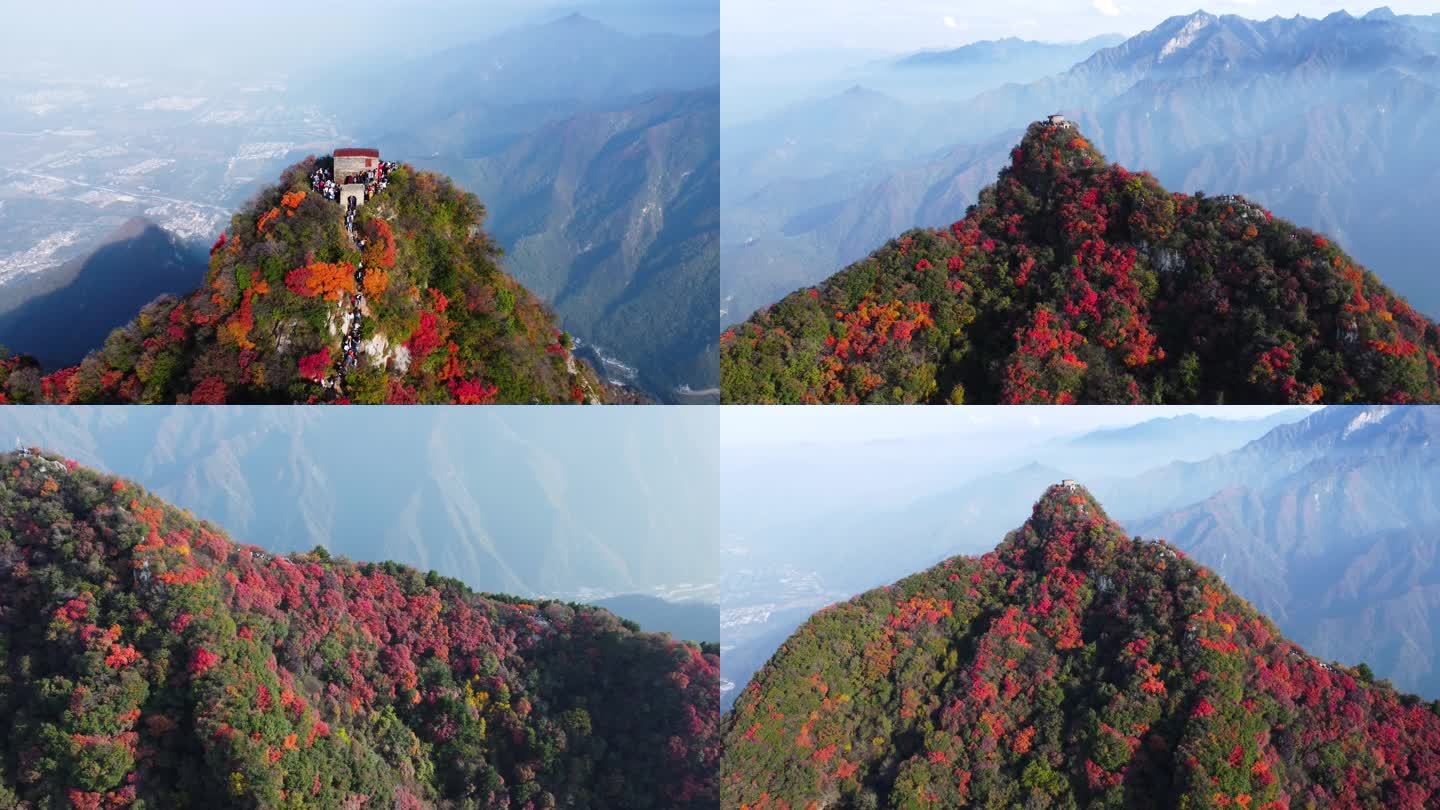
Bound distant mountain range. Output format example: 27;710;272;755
453;88;719;399
892;35;1126;70
357;13;718;145
1125;406;1440;698
1064;409;1312;453
722;121;1440;403
722;483;1440;807
353;15;720;402
595;594;720;642
0;218;207;369
723;8;1440;324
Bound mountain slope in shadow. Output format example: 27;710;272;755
0;218;207;369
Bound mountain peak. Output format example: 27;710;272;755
999;116;1110;194
721;115;1440;404
997;480;1130;570
1030;478;1107;532
0;154;608;404
1153;9;1217;32
725;485;1440;807
111;216;158;241
555;11;601;26
544;12;618;36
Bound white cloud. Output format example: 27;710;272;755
1093;0;1121;16
943;14;962;29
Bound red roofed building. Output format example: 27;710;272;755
335;148;380;174
333;147;381;207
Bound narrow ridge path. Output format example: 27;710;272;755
309;161;395;399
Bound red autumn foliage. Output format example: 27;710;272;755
189;377;228;405
297;348;332;382
448;378;499;405
189;647;220;677
40;367;81;404
104;644;142;669
407;312;446;363
429;288;449;314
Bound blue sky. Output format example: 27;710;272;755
723;1;1439;56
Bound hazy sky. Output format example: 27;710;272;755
723;1;1438;56
722;405;1314;449
721;406;1321;541
5;0;707;76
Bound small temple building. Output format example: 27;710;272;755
334;147;381;207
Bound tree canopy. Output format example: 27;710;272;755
0;449;717;808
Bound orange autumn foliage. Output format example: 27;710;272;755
256;208;281;234
363;219;397;269
280;191;306;215
363;268;389;298
285;262;357;301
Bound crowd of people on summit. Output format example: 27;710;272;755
308;161;397;202
307;157;399;394
309;166;340;201
345;160;398;199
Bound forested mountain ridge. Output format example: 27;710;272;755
721;120;1440;404
0;449;718;808
721;483;1440;808
0;158;607;405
